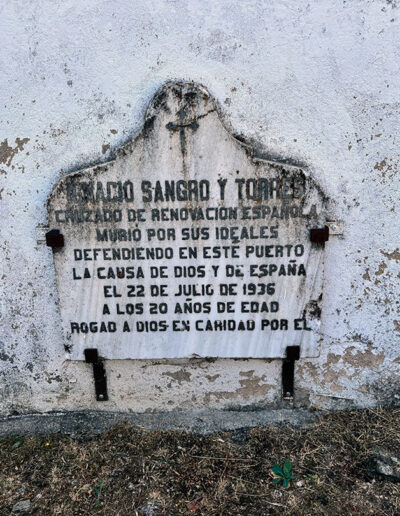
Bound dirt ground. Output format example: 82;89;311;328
0;408;399;515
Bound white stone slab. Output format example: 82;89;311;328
47;82;327;360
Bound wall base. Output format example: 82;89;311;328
0;408;320;437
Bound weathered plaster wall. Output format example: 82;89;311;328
1;0;399;416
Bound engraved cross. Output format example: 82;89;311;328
166;107;199;154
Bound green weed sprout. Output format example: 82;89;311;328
93;480;104;507
271;460;294;488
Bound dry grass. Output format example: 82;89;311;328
0;408;399;515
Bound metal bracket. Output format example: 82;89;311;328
45;229;64;248
310;225;329;243
84;348;108;401
282;345;300;400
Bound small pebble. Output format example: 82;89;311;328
12;499;31;514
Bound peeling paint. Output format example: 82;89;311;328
375;261;388;276
374;159;389;171
162;370;192;385
342;346;385;369
0;137;30;167
381;249;400;263
362;268;371;281
101;143;110;154
205;374;221;383
204;370;274;404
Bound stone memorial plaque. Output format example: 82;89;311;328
48;82;327;360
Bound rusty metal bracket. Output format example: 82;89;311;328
282;345;300;400
310;226;329;243
45;229;64;248
84;348;108;401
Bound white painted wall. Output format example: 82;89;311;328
1;0;399;415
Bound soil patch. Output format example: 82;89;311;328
0;408;399;515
